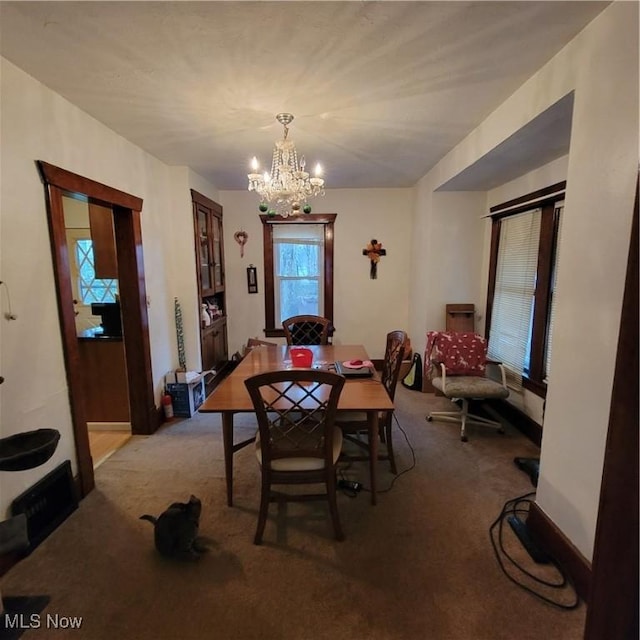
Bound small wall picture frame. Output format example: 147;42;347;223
247;264;258;294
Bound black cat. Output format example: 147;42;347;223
140;495;207;560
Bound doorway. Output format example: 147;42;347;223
38;161;158;498
62;195;132;468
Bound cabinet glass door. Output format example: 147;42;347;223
197;207;213;293
212;216;224;290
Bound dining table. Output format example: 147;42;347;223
198;344;394;507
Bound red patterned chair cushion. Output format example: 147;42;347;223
425;331;487;378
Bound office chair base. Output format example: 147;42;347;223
427;400;504;442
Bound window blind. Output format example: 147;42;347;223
544;203;564;383
488;208;541;390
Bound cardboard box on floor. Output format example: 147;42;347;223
165;371;205;417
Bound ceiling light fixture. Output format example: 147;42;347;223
247;113;325;218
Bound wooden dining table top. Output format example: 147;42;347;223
199;344;394;413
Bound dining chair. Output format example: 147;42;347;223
282;314;332;345
336;330;408;474
244;369;346;544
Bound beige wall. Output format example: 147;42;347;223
536;3;637;561
219;188;413;359
408;2;638;560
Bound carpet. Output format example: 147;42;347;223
0;387;585;640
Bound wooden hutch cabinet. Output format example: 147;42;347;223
191;190;229;394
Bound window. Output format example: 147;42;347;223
274;224;324;323
486;183;565;396
75;239;119;304
65;228;119;308
488;208;541;388
261;214;335;337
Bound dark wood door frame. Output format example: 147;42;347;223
38;161;158;499
584;177;639;639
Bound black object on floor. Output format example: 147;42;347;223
514;457;540;487
0;595;50;639
507;515;551;564
338;479;362;492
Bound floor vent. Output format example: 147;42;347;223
11;460;78;552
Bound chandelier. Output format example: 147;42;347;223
247;113;325;218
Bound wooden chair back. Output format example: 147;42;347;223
282;314;332;345
243;369;346;543
381;330;409;401
245;369;345;468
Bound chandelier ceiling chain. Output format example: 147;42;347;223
247;113;325;218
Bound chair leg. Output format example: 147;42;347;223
460;399;468;442
327;472;344;541
465;411;505;434
427;399;505;442
254;469;271;545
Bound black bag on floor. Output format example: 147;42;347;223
402;352;423;391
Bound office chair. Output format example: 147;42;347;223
282;315;332;345
336;330;408;473
425;331;509;442
244;369;346;544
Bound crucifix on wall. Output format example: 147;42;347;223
363;239;386;279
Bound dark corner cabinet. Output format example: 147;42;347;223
191;190;229;395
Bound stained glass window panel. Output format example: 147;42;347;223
75;239;118;304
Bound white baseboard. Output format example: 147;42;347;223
88;422;131;432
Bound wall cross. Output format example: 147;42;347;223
363;239;386;279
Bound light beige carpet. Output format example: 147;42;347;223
1;387;585;640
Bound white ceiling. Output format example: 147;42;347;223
0;1;609;190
